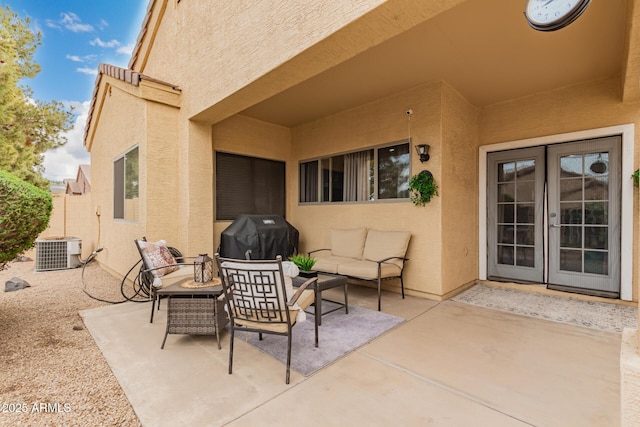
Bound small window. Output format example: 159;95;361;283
216;152;286;221
114;146;139;221
299;141;407;204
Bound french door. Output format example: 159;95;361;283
487;136;621;297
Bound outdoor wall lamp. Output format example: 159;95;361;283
415;144;430;163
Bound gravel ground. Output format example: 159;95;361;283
0;259;142;427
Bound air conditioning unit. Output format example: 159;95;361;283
35;237;82;271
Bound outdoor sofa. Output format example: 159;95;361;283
309;228;411;311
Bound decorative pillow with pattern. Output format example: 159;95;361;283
137;240;180;277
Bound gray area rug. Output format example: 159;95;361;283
243;304;404;376
452;284;638;333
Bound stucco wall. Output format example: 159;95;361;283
441;82;480;296
89;81;147;278
480;77;640;302
211;115;292;252
26;194;94;260
289;82;451;299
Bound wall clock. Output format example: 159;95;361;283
525;0;591;32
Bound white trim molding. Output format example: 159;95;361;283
479;124;634;301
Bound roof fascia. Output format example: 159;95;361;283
129;0;169;73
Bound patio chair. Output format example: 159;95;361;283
216;254;317;384
134;238;194;323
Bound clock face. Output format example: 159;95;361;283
525;0;591;31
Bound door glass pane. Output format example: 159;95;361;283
584;153;609;176
516;160;535;180
516;247;535;267
498;245;514;265
498;162;515;182
585;202;608;224
560;226;582;248
516;204;535;223
498;183;515;202
560;202;582;224
560;178;583;201
516;181;535;202
516;225;535;245
584;177;608;200
585;227;608;250
560;249;582;272
498;225;514;244
560;155;583;177
584;251;608;275
498;204;514;223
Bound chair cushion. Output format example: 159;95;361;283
151;265;193;288
136;240;180;277
362;230;411;268
313;255;359;274
337;260;403;281
330;227;367;259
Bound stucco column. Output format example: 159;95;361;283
176;120;214;256
619;184;640;426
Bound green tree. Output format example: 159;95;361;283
0;5;73;190
0;170;52;269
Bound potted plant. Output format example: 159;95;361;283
409;170;438;206
289;254;317;278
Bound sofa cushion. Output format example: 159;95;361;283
313;255;360;274
337;260;403;280
330;227;367;259
363;230;411;268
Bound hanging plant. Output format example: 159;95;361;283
409;170;438;206
632;169;639;188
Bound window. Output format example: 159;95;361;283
299;140;410;203
114;146;139;221
216;152;286;221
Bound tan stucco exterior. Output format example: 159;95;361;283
81;2;640;422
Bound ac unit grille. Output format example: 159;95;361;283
35;238;82;271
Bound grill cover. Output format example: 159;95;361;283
219;215;299;260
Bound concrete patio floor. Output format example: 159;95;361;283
81;285;622;426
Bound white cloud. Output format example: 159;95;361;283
98;19;109;31
42;101;91;182
45;19;61;30
76;67;98;76
90;38;121;48
66;54;99;64
60;12;94;33
116;43;135;56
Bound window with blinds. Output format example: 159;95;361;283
216;152;286;221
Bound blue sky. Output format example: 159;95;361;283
3;1;148;181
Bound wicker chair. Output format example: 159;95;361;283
216;254;317;384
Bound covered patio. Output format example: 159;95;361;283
81;283;627;426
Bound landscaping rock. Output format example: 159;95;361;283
5;276;31;292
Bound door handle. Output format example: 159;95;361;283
550;223;561;228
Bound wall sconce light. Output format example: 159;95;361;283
415;144;430;163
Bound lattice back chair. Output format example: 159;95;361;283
216;254;317;384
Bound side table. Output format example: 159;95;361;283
293;273;348;327
155;279;228;350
